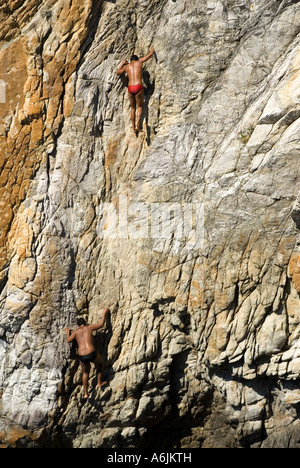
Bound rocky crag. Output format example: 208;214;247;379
1;0;300;448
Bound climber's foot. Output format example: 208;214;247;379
97;381;108;389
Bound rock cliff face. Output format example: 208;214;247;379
1;0;300;448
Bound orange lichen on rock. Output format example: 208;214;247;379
0;0;94;272
288;252;300;293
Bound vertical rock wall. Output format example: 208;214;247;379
1;0;300;448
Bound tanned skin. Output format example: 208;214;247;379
66;308;110;399
116;47;155;133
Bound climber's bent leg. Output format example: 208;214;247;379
79;361;91;399
128;93;137;132
94;352;107;388
135;87;144;132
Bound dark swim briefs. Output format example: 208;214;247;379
128;84;143;96
79;351;96;363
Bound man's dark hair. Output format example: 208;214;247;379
131;55;139;62
77;318;86;326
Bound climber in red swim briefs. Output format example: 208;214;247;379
116;47;155;133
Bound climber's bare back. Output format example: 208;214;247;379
73;326;95;355
66;309;109;356
123;61;143;86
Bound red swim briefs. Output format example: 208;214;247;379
128;84;143;96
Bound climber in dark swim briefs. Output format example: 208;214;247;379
66;308;110;399
79;351;97;363
116;47;155;133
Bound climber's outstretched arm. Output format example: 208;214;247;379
89;308;110;331
139;47;155;63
